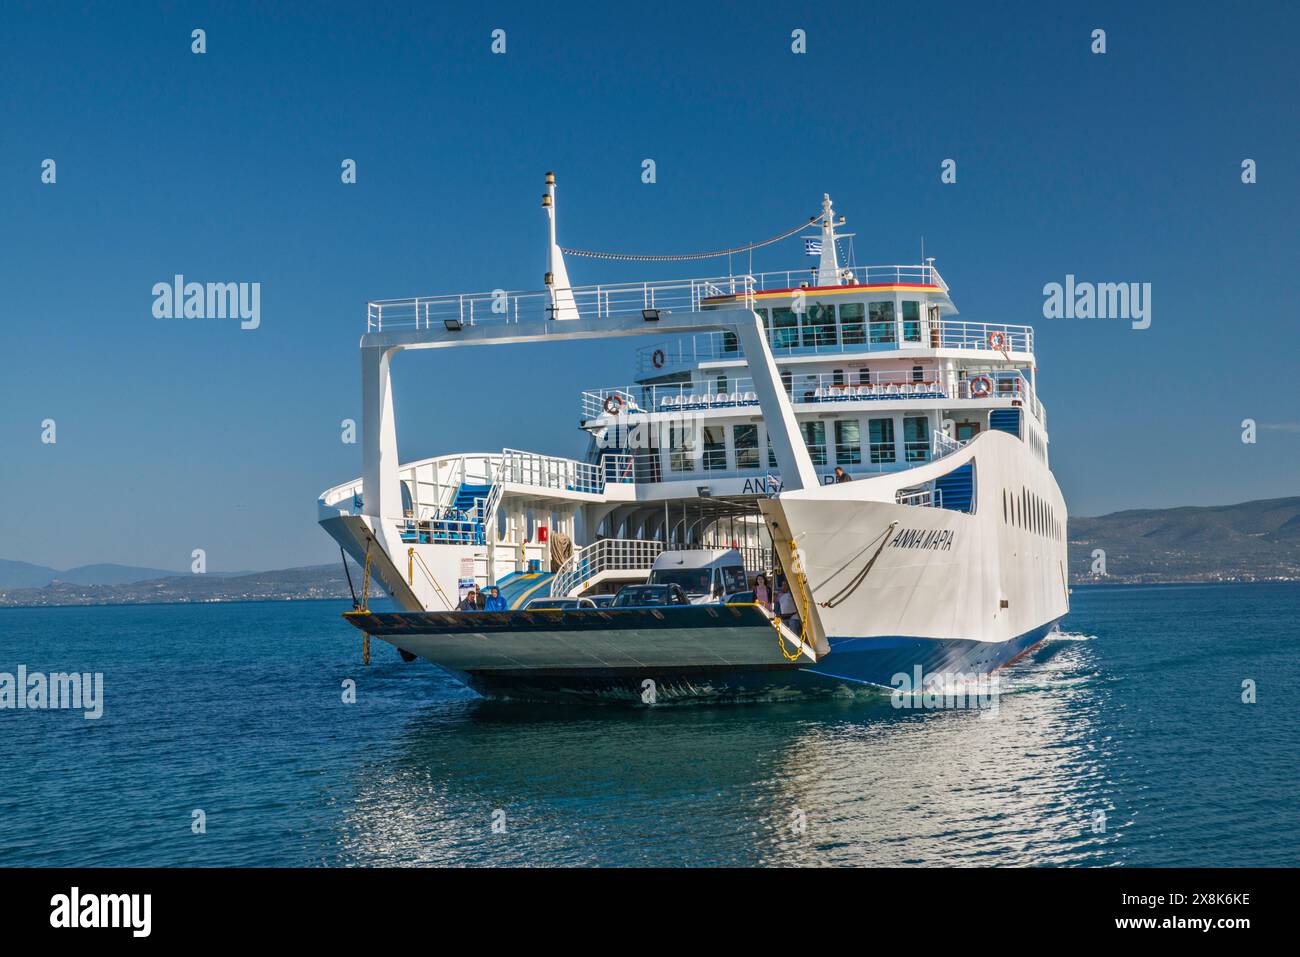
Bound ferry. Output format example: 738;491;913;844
319;174;1069;701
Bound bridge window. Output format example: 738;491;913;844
766;435;778;469
869;301;896;344
868;417;896;463
834;420;862;465
801;421;827;466
803;302;837;347
734;424;759;470
771;307;799;349
840;302;866;345
902;301;922;343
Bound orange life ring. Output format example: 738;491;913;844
652;348;666;369
603;394;625;415
969;375;993;398
987;331;1008;351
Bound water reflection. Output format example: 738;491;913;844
331;635;1124;866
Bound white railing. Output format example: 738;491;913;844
365;266;955;333
636;319;1034;373
551;538;665;598
583;369;952;420
367;275;756;332
895;487;943;508
932;430;965;460
742;263;948;293
497;449;605;495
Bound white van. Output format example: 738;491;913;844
647;548;748;604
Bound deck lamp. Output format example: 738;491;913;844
642;309;660;321
697;486;711;498
443;317;463;331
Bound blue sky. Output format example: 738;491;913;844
2;1;1297;571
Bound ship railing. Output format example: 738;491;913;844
366;275;757;332
953;370;1046;426
931;430;966;460
582;369;955;421
550;538;665;598
636;319;1033;373
742;263;949;293
895;487;943;508
497;448;607;495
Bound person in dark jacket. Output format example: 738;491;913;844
833;467;851;483
457;585;481;611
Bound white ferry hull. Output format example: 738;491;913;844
760;429;1069;688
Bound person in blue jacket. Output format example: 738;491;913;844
483;585;507;612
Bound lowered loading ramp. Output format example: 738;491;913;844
343;603;817;677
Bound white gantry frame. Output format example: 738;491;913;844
358;309;819;525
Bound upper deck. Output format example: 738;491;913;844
364;264;952;333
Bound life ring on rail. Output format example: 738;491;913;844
987;331;1008;352
652;348;666;369
603;394;626;415
969;375;994;398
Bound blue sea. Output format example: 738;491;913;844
1;583;1296;867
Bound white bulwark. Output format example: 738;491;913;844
320;175;1069;701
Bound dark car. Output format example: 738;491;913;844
723;591;756;604
587;594;615;608
611;583;690;607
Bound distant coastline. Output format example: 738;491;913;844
3;496;1296;608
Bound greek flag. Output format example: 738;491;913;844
804;238;822;256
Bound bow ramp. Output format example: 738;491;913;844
343;604;817;677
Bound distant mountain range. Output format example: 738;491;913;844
1068;496;1300;583
0;559;187;589
1;497;1296;607
0;562;377;607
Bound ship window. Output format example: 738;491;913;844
734;424;759;470
840;302;866;345
702;426;726;470
803;302;837;347
721;331;738;354
869;301;896;344
801;421;827;466
771;307;799;349
902;301;922;343
903;416;930;462
832;368;846;386
766;435;778;469
669;421;696;473
780;370;793;394
716;375;728;395
834;420;862;465
911;365;924;382
868;417;896;463
857;366;870;385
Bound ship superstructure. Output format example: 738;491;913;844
319;176;1068;699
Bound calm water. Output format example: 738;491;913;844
1;583;1296;867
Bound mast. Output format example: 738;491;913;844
816;193;842;286
542;172;580;320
